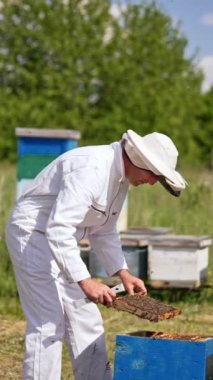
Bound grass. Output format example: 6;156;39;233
128;168;213;284
0;301;212;379
0;162;212;379
0;162;17;298
128;168;213;236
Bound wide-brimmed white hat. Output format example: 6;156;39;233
122;129;187;196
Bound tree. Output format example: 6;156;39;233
0;0;204;166
84;2;203;165
195;86;213;168
0;0;114;159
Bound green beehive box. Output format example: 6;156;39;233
17;155;57;180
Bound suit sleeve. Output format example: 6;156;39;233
45;168;100;283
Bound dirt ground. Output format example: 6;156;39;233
1;303;213;379
0;317;74;380
0;318;25;380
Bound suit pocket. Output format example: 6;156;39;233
79;204;107;227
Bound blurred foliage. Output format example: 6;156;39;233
0;0;211;165
195;87;213;167
128;168;213;237
0;162;17;297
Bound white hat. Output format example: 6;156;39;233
122;129;187;196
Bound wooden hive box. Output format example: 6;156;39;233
118;227;173;280
89;244;148;279
148;235;212;288
113;331;213;380
88;227;173;279
15;128;80;199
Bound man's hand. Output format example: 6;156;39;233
116;269;147;296
78;278;116;307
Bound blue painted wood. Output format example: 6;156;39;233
206;339;213;379
89;246;147;278
17;155;57;179
113;334;213;380
18;137;77;157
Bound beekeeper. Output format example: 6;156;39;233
6;129;186;380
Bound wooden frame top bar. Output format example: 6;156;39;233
15;128;81;140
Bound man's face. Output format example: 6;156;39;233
127;166;159;187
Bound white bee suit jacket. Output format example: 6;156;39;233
6;141;129;380
10;141;129;281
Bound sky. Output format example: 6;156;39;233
112;0;213;92
155;0;213;92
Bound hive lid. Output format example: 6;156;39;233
119;227;174;247
122;227;173;235
149;234;212;248
128;330;213;342
15;127;81;140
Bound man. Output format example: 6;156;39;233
6;129;186;380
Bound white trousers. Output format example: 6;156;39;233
6;222;112;380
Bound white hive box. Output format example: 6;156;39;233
148;235;212;288
89;227;172;279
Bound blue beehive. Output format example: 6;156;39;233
89;246;148;279
114;331;213;380
15;128;80;199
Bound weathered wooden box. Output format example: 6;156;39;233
15;128;80;199
88;227;173;278
148;235;212;288
119;228;173;279
119;228;172;279
89;245;148;278
113;331;213;380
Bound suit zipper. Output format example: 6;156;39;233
91;205;106;216
101;183;122;227
80;202;108;240
80;182;123;238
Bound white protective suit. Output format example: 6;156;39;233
6;141;129;380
